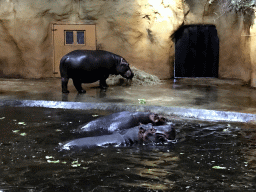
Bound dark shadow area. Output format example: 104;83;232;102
174;25;219;78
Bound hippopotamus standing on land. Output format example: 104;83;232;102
74;111;167;136
61;124;176;150
59;50;134;93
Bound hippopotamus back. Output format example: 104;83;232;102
61;125;147;150
75;111;166;135
60;124;176;150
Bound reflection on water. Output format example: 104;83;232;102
120;151;179;190
0;107;256;191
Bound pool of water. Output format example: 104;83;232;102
0;107;256;191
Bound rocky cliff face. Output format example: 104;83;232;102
250;12;256;87
0;0;185;79
0;0;254;86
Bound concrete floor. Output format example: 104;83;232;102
1;77;256;115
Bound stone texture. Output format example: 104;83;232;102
250;12;256;87
0;0;186;79
0;0;255;85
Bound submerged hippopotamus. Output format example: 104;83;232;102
74;111;167;135
60;50;134;93
61;124;175;150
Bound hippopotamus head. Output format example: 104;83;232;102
138;127;166;143
149;114;167;125
139;127;157;143
116;58;134;79
155;127;176;142
138;125;176;144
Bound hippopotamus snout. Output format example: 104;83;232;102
155;126;176;142
142;129;169;143
122;69;134;79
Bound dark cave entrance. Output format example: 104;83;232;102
174;25;219;78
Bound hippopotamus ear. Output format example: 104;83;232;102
139;127;146;133
138;127;146;143
143;127;157;142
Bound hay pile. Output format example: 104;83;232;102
106;66;162;86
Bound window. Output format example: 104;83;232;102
65;30;85;45
65;31;74;44
77;31;85;44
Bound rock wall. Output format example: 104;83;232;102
250;13;256;87
0;0;185;79
0;0;254;85
217;13;251;82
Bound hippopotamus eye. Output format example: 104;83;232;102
120;62;128;67
121;58;128;65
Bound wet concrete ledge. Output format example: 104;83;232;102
1;99;256;123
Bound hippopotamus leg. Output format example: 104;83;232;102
99;75;109;89
61;77;70;93
72;78;86;94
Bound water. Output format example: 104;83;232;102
0;107;256;191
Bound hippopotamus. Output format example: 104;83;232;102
60;124;175;150
74;111;167;136
152;124;176;140
59;50;134;93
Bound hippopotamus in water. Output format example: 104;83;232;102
74;111;167;136
60;124;175;150
152;124;176;140
59;50;134;93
